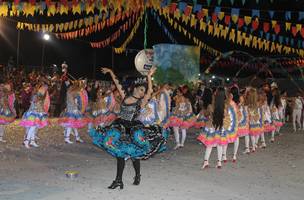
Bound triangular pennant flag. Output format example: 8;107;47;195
178;2;187;12
208;24;214;35
238;18;244;28
236;30;243;45
170;3;177;13
252;19;259;31
296;24;302;32
232;15;238;24
252;9;260;17
300;27;304;38
274;23;280;34
264;40;270;51
218;12;224;20
299;11;304;21
202;9;208;17
271;20;277;28
291;26;298;37
229;29;236;42
271;42;276;52
268;10;274;19
266;33;270;40
252;36;258;48
193;4;202;13
212;13;218;23
224;15;231;25
200;20;207;31
214;6;221;15
285;22;291;31
285;11;291;20
244;16;251;25
263;22;270;33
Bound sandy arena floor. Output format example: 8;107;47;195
0;119;303;200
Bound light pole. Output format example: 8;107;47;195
41;33;50;72
17;29;20;68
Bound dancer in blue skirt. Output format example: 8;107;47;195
90;66;167;189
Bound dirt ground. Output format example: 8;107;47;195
0;119;303;200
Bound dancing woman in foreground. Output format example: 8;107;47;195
90;67;167;189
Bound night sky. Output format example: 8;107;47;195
0;0;303;80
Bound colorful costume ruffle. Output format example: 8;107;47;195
271;106;284;128
93;94;117;127
89;99;167;160
19;92;49;128
0;94;16;125
248;107;263;136
263;121;276;132
166;101;195;129
262;104;276;133
223;103;239;143
84;102;94;124
59;110;88;128
237;106;249;137
194;113;207;129
58;88;88;128
197;103;238;147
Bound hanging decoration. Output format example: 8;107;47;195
16;9;139;33
0;0;144;17
148;1;304;44
90;15;138;48
155;10;221;56
160;6;304;57
151;9;177;44
55;10;141;39
113;13;143;53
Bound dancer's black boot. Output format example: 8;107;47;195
133;174;141;185
108;179;124;189
108;157;125;189
132;159;141;185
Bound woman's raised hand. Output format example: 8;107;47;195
148;66;157;76
100;67;113;74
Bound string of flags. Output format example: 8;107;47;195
150;9;177;44
154;5;304;57
0;0;144;17
90;11;142;48
55;9;141;40
17;8;140;34
114;13;144;53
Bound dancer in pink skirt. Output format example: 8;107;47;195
58;81;88;144
20;83;50;148
0;83;16;143
167;87;196;150
197;87;238;169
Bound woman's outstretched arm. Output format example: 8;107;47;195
141;66;156;108
101;67;125;99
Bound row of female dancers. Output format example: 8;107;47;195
0;69;285;189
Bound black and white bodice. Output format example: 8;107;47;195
119;98;141;122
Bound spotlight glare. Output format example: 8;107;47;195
43;33;50;41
